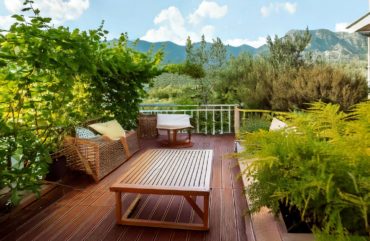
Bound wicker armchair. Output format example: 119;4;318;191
63;131;140;181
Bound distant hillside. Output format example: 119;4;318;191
286;29;367;61
125;40;256;63
121;29;367;63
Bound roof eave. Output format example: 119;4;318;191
347;12;370;32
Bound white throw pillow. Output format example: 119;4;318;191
89;120;126;140
269;118;288;131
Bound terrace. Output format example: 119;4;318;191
1;5;368;239
0;134;253;241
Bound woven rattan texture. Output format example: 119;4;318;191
138;115;158;139
63;131;139;181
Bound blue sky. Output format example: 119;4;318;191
0;0;368;47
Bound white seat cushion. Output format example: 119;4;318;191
156;114;192;129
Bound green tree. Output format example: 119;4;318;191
163;62;205;79
185;36;195;63
214;53;274;108
195;34;209;66
0;1;162;205
209;37;227;68
267;28;311;69
89;34;162;128
0;2;102;204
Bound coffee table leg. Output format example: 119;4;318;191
115;192;122;224
203;194;209;229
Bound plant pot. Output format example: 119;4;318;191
278;200;312;233
45;155;67;181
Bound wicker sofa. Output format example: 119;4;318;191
63;130;140;182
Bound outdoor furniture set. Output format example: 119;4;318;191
63;114;212;230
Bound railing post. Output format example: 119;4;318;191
212;108;215;135
228;106;231;133
234;106;240;135
220;106;223;134
197;109;200;133
205;106;208;135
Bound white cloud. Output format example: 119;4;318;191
152;6;187;37
261;2;297;17
4;0;23;13
201;25;215;40
0;15;15;30
0;0;89;27
335;22;351;32
142;4;221;45
189;0;228;25
284;2;297;14
33;0;89;23
141;6;194;44
225;37;267;48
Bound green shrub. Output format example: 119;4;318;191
271;65;368;111
164;62;205;79
89;35;162;129
239;101;370;240
0;7;101;204
214;53;274;108
240;113;272;132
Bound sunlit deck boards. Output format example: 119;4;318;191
0;134;251;241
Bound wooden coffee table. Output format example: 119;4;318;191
110;149;213;230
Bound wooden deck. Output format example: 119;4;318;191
0;134;252;241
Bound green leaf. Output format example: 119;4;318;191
11;14;25;22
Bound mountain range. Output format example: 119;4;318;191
125;29;367;64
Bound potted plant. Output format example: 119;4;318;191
239;101;370;241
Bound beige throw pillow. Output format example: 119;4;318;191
89;120;126;140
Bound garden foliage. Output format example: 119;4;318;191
153;30;367;111
0;1;161;205
214;47;367;111
239;101;370;240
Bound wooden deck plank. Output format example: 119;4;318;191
0;134;250;241
83;208;117;241
60;206;111;241
135;194;184;241
1;203;64;241
221;188;239;241
91;191;115;206
0;187;67;240
234;187;250;241
20;204;90;241
206;188;221;241
211;141;222;189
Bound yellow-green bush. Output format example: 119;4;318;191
240;101;370;240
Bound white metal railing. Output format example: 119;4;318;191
139;104;238;135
